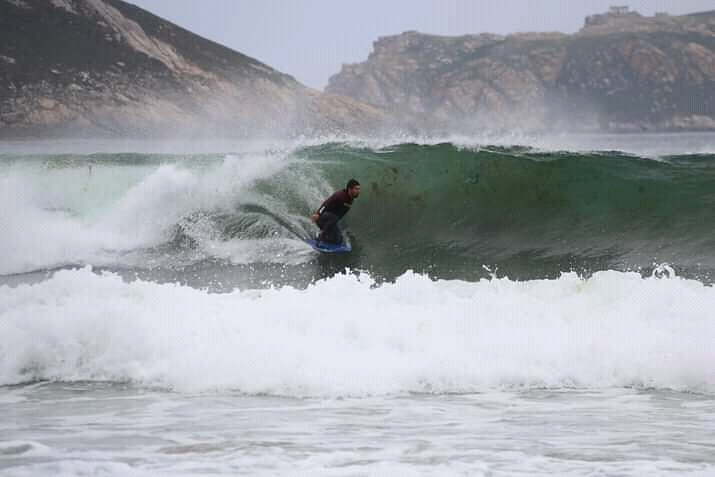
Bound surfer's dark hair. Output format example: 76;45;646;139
346;179;360;190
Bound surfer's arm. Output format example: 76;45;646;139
311;203;326;222
312;192;338;222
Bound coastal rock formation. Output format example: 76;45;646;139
326;8;715;133
4;2;715;137
0;0;383;138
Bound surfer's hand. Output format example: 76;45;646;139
310;213;319;223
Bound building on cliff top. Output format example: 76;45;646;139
584;6;642;28
609;6;630;15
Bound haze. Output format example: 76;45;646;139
113;1;715;89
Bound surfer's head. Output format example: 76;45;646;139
346;179;361;198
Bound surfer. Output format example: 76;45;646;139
311;179;361;244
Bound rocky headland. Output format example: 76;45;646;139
2;2;715;138
0;0;383;138
327;7;715;133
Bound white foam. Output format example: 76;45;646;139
1;267;712;396
0;152;313;275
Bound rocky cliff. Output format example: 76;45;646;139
0;0;383;138
326;9;715;133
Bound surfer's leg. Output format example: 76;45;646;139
317;212;341;243
324;223;342;244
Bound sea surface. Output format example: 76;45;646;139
1;133;714;476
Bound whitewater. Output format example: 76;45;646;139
1;133;714;476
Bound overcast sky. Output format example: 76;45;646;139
128;1;715;90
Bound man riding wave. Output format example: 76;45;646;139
311;179;361;244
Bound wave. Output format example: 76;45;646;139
311;142;715;282
1;267;713;396
1;141;714;284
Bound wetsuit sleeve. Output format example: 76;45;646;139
317;191;342;215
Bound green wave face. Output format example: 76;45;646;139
296;143;715;282
3;143;713;285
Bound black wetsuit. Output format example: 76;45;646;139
316;189;353;244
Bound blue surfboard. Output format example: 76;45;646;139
305;238;352;253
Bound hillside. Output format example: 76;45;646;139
326;8;715;133
4;3;715;138
0;0;383;138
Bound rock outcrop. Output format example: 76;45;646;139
4;2;715;138
326;8;715;133
0;0;383;138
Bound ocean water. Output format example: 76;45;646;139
1;133;714;476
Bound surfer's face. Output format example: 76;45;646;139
349;185;361;198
